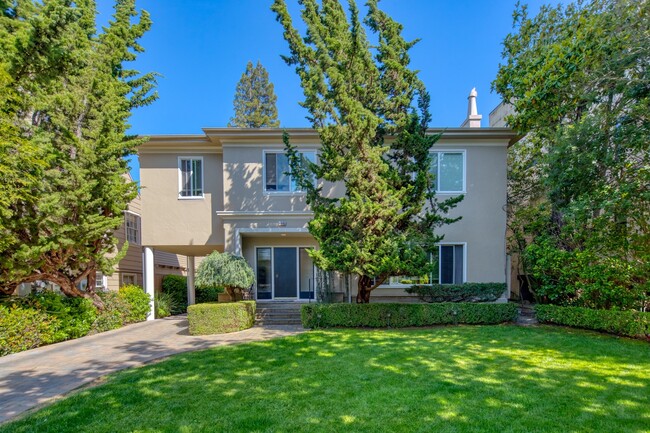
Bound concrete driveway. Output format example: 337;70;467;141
0;316;305;424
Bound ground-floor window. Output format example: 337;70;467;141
256;247;315;300
381;243;465;287
439;244;464;284
122;273;137;286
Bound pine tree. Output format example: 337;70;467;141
272;0;462;303
228;61;280;128
0;0;158;304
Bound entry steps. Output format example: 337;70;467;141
255;301;306;326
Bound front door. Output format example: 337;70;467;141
273;247;297;298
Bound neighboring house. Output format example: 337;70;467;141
138;90;518;316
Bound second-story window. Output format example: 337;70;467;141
179;157;203;198
125;212;140;244
431;151;465;193
264;151;316;192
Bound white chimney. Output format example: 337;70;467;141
460;87;482;128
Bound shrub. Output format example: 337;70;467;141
0;305;60;356
118;285;151;323
195;252;254;301
196;285;223;303
93;291;130;332
15;291;96;340
524;237;648;310
405;283;507;303
535;304;650;340
301;302;518;329
155;292;178;319
187;301;256;335
161;275;188;314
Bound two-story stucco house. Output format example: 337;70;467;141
138;91;517;317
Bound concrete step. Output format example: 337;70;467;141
256;314;302;321
256;303;304;309
255;317;302;325
255;307;300;313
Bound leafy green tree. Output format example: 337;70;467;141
0;0;158;304
272;0;462;303
195;252;255;301
228;61;280;128
494;0;649;309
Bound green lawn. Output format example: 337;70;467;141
3;326;649;433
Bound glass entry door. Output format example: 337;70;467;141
273;248;297;298
256;246;316;300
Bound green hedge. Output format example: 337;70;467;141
161;275;189;315
535;304;650;339
0;306;60;356
0;287;152;356
161;275;224;315
118;285;151;323
405;283;507;303
187;301;256;335
94;291;130;332
301;302;518;329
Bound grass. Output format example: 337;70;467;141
3;325;649;433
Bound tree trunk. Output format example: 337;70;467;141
13;272;105;309
226;286;238;302
356;275;372;303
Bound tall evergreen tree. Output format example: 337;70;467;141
494;0;649;309
0;0;158;303
272;0;462;303
228;61;280;128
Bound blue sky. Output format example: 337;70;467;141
96;1;549;180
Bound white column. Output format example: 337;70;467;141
143;247;155;321
187;256;196;306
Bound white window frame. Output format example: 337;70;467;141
378;242;467;288
263;149;317;195
177;156;204;199
430;149;466;194
124;211;141;245
95;272;108;290
122;273;137;286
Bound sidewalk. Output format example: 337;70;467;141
0;316;305;424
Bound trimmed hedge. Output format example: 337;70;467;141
301;302;518;329
535;304;650;339
187;301;256;335
405;283;507;303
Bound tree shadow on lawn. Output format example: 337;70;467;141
2;325;649;433
0;318;298;424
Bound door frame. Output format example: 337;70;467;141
255;245;316;301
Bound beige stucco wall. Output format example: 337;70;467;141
432;140;507;283
139;149;224;255
138;128;512;297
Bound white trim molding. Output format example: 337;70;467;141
217;211;313;219
430;149;467;195
234;227;310;256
